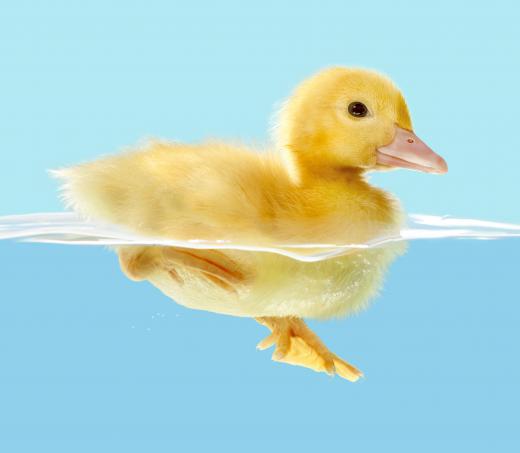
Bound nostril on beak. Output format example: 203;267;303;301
407;138;415;144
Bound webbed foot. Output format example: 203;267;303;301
256;316;363;382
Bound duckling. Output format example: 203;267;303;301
53;67;447;381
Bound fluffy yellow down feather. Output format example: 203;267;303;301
53;67;445;381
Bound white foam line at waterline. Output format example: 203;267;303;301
0;212;519;262
409;214;520;230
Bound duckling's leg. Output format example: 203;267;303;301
119;246;250;292
256;317;363;382
161;248;250;293
118;246;161;281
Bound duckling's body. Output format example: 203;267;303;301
58;139;404;319
146;241;403;319
59;140;400;246
55;67;447;381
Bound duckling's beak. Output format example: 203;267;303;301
376;126;448;174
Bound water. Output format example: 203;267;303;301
1;212;519;451
1;212;520;260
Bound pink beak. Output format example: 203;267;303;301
376;126;448;174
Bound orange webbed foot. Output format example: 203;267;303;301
256;317;363;382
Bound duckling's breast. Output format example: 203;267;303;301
147;242;406;320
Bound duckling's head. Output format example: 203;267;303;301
277;67;447;179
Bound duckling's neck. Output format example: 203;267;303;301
281;147;362;185
306;165;365;183
282;154;403;238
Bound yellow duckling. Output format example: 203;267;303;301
54;67;447;381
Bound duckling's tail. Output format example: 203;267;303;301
50;148;157;228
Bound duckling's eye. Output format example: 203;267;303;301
347;102;368;118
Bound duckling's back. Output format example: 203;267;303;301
53;140;291;243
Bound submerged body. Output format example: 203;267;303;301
55;67;447;381
146;244;405;319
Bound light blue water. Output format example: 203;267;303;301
1;239;519;451
1;1;520;452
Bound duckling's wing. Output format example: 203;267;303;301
53;140;284;242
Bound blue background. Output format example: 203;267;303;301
1;1;519;451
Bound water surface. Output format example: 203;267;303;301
0;213;519;451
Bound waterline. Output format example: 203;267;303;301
1;212;519;262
